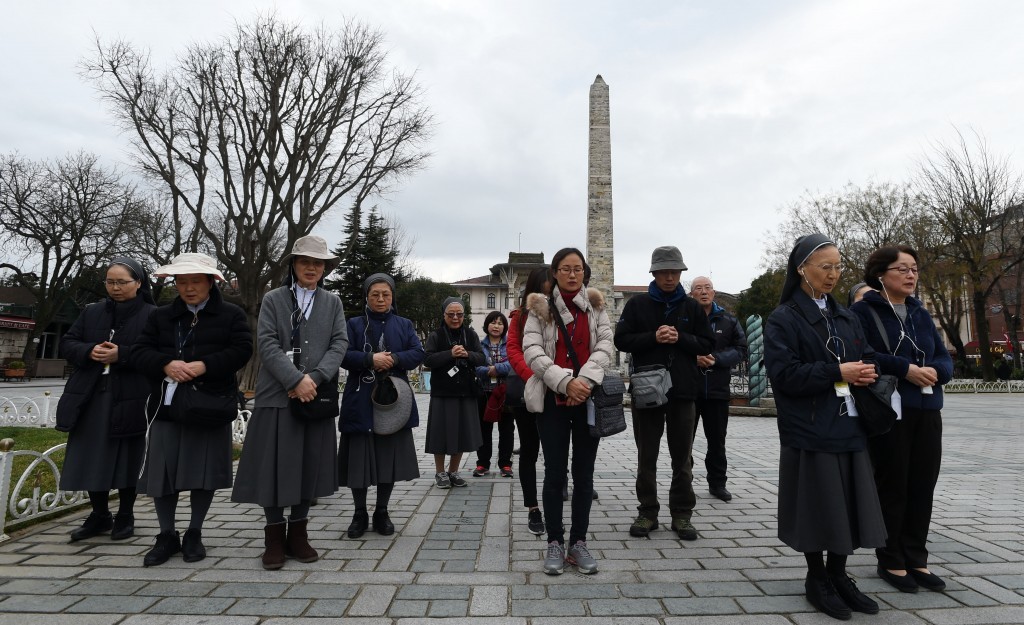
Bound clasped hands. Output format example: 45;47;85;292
906;364;938;388
163;359;207;383
90;341;119;365
839;361;878;386
289;374;318;402
372;351;395;371
655;325;678;344
451;345;469;359
564;377;591;406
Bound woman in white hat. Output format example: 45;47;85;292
231;235;348;570
133;252;253;567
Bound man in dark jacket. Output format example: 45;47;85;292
615;246;714;540
691;276;747;502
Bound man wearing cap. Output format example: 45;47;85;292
615;246;715;540
691;276;747;502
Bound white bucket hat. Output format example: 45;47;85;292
285;235;339;272
153;253;226;281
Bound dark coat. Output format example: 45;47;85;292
133;287;253;420
765;289;875;452
698;302;748;401
614;288;715;400
339;312;425;434
55;296;156;436
423;324;486;398
851;290;953;411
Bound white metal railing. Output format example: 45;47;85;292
0;392;57;428
0;409;250;542
944;378;1024;393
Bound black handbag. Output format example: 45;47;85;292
851;374;899;437
169;382;239;427
290;376;340;421
505;373;526;408
549;298;626;438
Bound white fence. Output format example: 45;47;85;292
0;393;250;541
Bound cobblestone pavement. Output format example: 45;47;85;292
1;393;1022;624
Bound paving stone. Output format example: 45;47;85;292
121;617;260;625
619;582;692;598
396;585;470;600
0;617;121;625
347;585;397;616
303;599;351;617
225;598;311;616
65;579;148;595
282;584;359;600
427;599;469;616
470;585;508;616
587;598;663;615
915;606;1024;624
68;595;160;613
511;599;586;616
210;582;291;598
388;600;429;617
136;581;221;597
0;578;77;594
663;597;743;615
0;595;84;613
146;597;236;614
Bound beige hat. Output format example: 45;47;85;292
285;235;339;272
154;253;226;281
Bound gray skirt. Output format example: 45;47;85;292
231;406;339;507
60;387;145;492
138;418;233;497
778;445;888;554
424;396;482;455
338;429;419;489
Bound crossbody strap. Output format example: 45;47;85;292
867;306;892;354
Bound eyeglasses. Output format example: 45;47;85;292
886;266;920;275
104;279;137;288
445;313;465;319
557;266;585;275
806;263;843;274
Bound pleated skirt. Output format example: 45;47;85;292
60;388;145;492
231;406;340;507
778;445;888;554
138;418;233;497
338;429;419;489
424;396;482;455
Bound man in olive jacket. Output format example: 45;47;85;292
614;246;714;540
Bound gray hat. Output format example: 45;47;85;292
285;235;339;272
372;375;414;435
649;246;688;272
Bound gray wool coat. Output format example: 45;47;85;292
253;285;348;408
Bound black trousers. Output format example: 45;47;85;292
512;406;541;508
633;399;696;521
537;393;600;545
867;406;942;570
477;398;515;470
694;397;730;488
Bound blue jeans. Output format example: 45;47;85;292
537;392;601;545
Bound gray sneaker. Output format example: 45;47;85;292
567;540;598;574
448;472;467;487
434;472;451;489
543;541;565;575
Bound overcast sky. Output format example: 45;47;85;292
3;0;1023;295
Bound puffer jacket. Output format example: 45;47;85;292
698;302;748;401
521;286;613;413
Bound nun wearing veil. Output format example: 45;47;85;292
57;257;157;542
764;233;887;621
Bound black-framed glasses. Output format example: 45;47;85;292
557;266;585;275
886;266;919;275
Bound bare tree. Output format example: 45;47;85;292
0;152;145;372
84;14;432;387
916;129;1024;380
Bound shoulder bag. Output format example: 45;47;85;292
169;382;239;427
851;373;899;437
288;302;341;421
629;360;673;409
550;298;626;438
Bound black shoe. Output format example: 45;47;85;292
830;573;879;614
69;512;112;542
527;509;545;535
110;513;135;541
805;576;852;620
347;509;369;539
512;447;520;455
877;566;919;593
908;568;946;591
143;531;181;567
181;528;206;562
372;509;395;536
592;489;599;500
709;485;733;501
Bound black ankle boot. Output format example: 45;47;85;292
372;509;395;536
347;509;369;539
70;512;113;542
830;573;879;614
111;513;135;541
143;531;181;567
805;575;852;620
181;528;206;562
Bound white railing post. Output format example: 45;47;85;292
0;438;14;542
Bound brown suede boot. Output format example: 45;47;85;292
262;522;287;570
285;518;319;563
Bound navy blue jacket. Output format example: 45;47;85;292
765;290;875;452
851;291;952;411
698;302;748;401
339;312;425;434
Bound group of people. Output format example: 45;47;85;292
53;233;950;620
765;234;951;620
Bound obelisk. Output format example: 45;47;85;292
586;75;616;322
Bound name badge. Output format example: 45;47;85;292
448;366;459;378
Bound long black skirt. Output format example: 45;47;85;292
778;445;888;554
338;429;419;489
60;387;144;492
424;396;482;455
